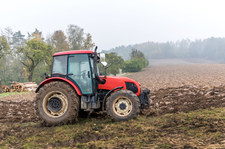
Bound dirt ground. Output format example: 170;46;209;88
128;62;225;115
0;62;225;148
0;92;36;123
129;63;225;91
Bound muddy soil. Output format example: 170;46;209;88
148;85;225;115
0;92;37;123
0;85;225;123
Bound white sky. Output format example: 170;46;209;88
1;0;225;50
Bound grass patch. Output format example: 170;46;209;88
0;92;28;97
0;107;225;148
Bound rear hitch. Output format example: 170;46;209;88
138;89;150;109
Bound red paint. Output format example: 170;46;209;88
98;76;141;96
38;76;141;96
38;77;81;96
53;50;93;56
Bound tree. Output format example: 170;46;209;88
53;30;69;52
130;48;144;58
12;31;26;49
1;27;13;45
124;49;148;73
67;25;84;50
124;58;142;72
67;25;94;50
0;31;26;84
0;36;10;59
44;45;54;70
99;52;124;76
0;36;11;84
47;30;69;52
28;28;44;41
18;39;51;81
83;33;95;50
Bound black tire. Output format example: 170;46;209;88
34;81;80;126
106;89;140;121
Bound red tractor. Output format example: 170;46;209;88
34;47;150;126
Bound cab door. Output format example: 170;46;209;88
68;54;93;95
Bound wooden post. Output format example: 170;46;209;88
0;79;2;94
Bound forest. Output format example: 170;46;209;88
109;37;225;61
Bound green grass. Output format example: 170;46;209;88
0;107;225;148
0;92;28;97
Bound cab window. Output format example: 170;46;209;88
52;55;67;75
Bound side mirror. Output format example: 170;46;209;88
100;53;107;67
101;61;108;67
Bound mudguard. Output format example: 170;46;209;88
35;77;81;96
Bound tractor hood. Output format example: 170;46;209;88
98;76;141;96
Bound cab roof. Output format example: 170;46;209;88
53;50;94;56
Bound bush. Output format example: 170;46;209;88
123;58;148;72
123;49;149;73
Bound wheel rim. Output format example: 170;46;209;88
112;96;133;117
42;91;68;118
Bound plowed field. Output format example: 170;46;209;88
129;63;225;91
0;61;225;148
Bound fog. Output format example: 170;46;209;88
1;0;225;50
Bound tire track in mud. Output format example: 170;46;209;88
0;86;225;123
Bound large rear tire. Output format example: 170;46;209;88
106;90;140;121
34;81;79;126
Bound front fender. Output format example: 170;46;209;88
35;77;81;96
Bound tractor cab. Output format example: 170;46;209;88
52;51;96;95
35;48;150;126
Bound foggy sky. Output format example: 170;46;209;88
1;0;225;50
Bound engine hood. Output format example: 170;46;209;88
98;76;141;96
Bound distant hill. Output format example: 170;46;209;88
104;37;225;62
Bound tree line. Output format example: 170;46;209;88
0;25;149;85
109;37;225;61
0;25;95;85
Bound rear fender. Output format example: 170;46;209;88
35;77;81;96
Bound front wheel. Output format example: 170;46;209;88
106;90;140;121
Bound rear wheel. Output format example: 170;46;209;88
34;81;79;126
106;90;140;121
